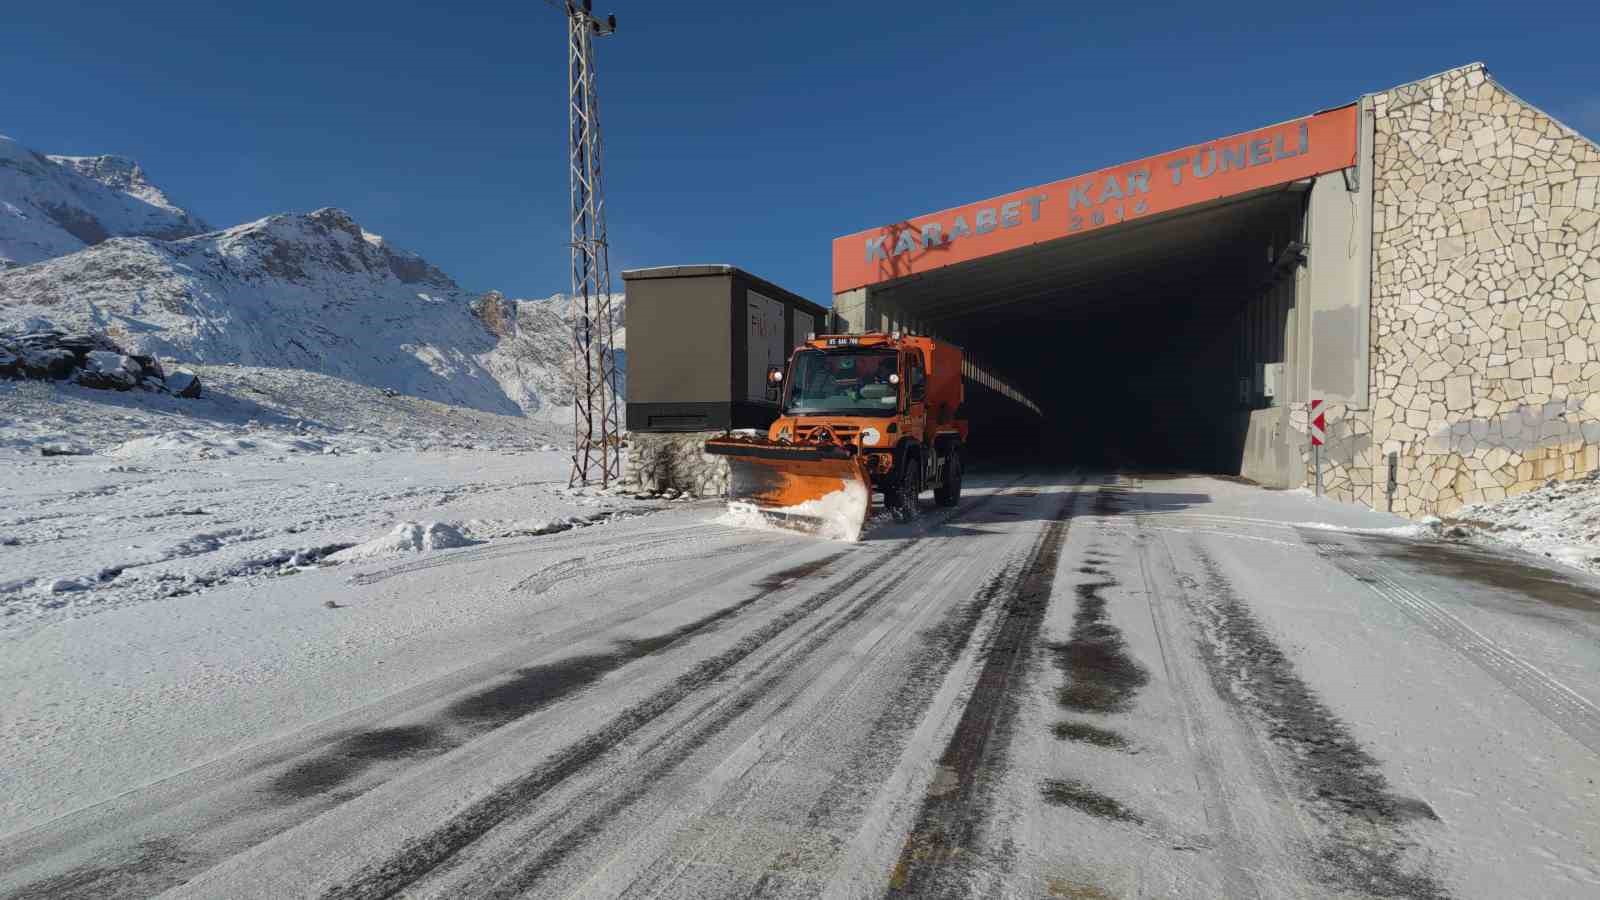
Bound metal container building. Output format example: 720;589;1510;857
622;265;828;433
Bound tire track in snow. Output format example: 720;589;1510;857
1138;489;1302;900
270;553;845;802
511;538;767;596
0;538;813;900
543;482;1048;899
1307;536;1600;756
319;543;917;899
1027;480;1153;852
346;519;710;586
884;480;1082;897
463;529;947;897
1183;546;1448;899
319;478;1034;899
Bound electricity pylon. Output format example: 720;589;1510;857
559;1;620;487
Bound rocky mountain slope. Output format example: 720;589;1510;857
473;289;626;415
1;134;209;268
0;133;622;421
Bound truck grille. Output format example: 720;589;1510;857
796;424;860;442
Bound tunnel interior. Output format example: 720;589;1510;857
873;188;1309;474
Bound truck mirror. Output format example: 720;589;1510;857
766;366;783;401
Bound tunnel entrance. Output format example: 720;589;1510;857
860;187;1310;475
831;104;1363;481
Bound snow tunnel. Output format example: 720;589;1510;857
831;104;1370;479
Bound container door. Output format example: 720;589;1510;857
791;307;810;352
747;291;785;402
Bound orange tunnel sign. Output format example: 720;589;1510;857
832;104;1359;294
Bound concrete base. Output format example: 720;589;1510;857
1238;407;1308;490
626;431;730;497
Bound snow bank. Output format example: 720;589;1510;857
1450;472;1600;574
1301;473;1600;575
327;521;480;562
1298;517;1442;539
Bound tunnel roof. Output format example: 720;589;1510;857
870;186;1305;335
832;105;1358;295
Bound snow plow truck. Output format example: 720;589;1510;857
705;331;967;540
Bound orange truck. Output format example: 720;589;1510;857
705;331;967;537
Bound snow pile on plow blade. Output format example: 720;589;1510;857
705;437;871;541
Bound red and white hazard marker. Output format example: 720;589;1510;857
1309;399;1326;446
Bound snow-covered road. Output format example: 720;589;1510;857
3;469;1599;898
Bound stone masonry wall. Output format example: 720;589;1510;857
626;431;730;497
1316;63;1600;517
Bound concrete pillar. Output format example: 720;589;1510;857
831;287;867;333
832;286;908;334
1304;107;1375;408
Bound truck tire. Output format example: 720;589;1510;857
890;450;919;523
935;446;962;507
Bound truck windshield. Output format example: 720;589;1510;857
785;349;899;416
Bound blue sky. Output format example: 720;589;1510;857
6;1;1598;303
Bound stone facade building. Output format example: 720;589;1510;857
1315;63;1600;515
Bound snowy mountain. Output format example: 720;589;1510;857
0;207;614;418
0;132;623;422
0;134;209;269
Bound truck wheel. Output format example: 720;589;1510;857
936;447;962;507
890;452;919;523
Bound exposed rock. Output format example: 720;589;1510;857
54;333;121;355
78;351;141;390
22;347;75;380
130;354;163;380
0;328;198;396
166;368;202;398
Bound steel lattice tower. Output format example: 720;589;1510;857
562;1;620;486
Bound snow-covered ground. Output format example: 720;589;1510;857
3;467;1598;899
0;375;655;635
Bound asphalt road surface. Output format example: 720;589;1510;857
4;471;1599;898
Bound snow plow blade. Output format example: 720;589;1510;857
704;438;871;541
